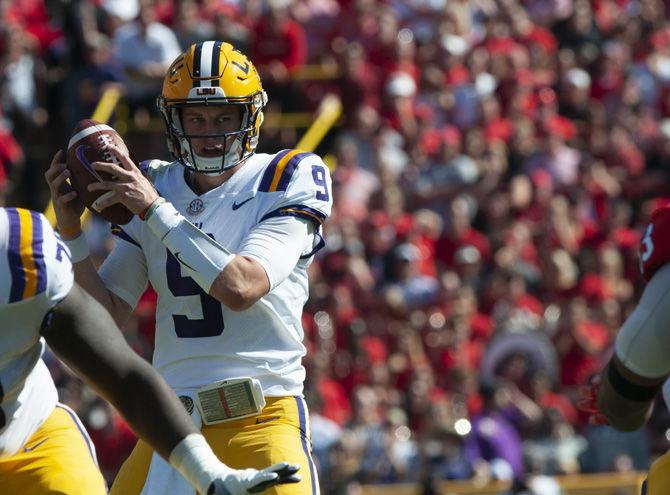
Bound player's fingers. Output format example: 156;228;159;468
264;462;288;473
48;169;72;196
88;181;121;193
56;190;78;205
246;473;280;493
44;161;67;183
91;160;128;179
265;463;300;477
279;474;301;484
49;149;64;168
104;143;135;171
92;191;121;211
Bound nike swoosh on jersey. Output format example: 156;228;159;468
231;196;254;210
255;416;280;424
174;252;197;272
24;437;49;452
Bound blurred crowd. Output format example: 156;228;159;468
4;0;670;493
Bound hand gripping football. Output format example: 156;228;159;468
66;119;135;225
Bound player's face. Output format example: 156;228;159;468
181;106;242;158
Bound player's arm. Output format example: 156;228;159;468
69;250;133;326
85;145;330;310
41;282;299;494
142;199;314;310
596;263;670;431
597;356;665;431
41;282;194;458
44;149;134;325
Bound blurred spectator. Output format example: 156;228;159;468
211;3;251;53
172;0;214;49
0;112;22;205
382;242;440;312
435;195;490;270
251;0;307;112
337;42;381;120
0;26;47;131
464;381;525;483
579;425;651;473
62;32;126;131
111;0;181;114
554;296;610;386
332;135;380;221
305;390;343;481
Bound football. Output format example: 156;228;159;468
66;119;135;225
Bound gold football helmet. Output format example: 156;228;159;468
157;41;267;174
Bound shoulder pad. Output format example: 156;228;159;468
139;159;173;182
257;149;317;193
1;208;72;305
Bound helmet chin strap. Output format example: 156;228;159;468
191;152;227;175
189;138;244;175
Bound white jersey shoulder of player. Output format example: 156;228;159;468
0;208;73;458
140;149;331;219
103;150;333;393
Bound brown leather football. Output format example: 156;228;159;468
66;119;135;225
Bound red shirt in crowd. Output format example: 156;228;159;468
435;228;491;269
252;16;307;72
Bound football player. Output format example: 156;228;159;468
0;207;300;494
46;41;331;494
579;205;670;494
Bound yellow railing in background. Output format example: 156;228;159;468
44;85;122;226
296;94;342;152
360;471;646;495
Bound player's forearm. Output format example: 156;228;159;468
210;256;270;310
143;199;251;307
72;257;131;326
109;358;198;458
43;284;193;457
62;231;132;325
597;358;659;432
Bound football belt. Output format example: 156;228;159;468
195;377;266;425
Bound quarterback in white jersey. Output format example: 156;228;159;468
0;207;301;494
102;149;329;394
46;41;330;494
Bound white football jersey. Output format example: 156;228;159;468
101;150;332;395
0;208;73;458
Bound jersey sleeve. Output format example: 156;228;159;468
1;208;73;307
239;215;315;290
257;149;333;230
99;226;148;310
639;207;670;282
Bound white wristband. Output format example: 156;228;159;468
162;218;235;293
63;232;90;263
169;433;231;495
145;200;234;293
146;200;182;240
